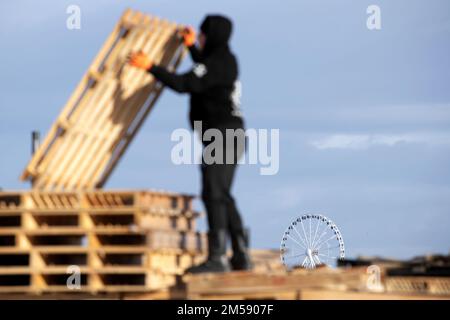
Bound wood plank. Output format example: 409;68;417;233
0;267;31;275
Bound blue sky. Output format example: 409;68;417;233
1;0;449;259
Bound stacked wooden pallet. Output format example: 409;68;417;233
180;268;450;300
0;190;206;294
339;255;450;297
20;8;186;190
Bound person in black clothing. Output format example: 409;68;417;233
129;15;252;273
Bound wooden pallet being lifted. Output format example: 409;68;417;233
20;9;186;190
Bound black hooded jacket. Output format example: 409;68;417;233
149;15;243;131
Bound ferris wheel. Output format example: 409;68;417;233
280;214;345;269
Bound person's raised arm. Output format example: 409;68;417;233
150;64;213;93
128;51;215;94
181;26;203;62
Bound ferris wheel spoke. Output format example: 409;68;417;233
311;218;321;251
304;257;311;269
313;255;321;265
309;217;312;247
291;224;308;249
308;257;315;269
300;256;308;268
290;227;308;250
284;253;306;259
317;219;330;237
315;240;341;258
292;225;309;249
316;239;331;251
300;220;310;248
315;234;337;249
311;220;331;248
286;233;306;250
282;250;306;257
281;247;303;255
318;253;338;260
311;228;329;249
317;247;330;255
323;244;341;249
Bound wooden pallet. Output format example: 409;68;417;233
181;268;450;300
0;190;206;293
297;289;450;300
385;276;450;296
181;268;369;299
0;189;196;211
20;9;186;190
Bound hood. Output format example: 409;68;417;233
200;15;232;57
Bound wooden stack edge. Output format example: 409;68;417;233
180;268;450;300
0;189;207;294
181;268;368;299
0;247;449;299
0;253;206;294
385;276;450;296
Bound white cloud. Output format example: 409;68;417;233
258;104;450;133
309;133;450;150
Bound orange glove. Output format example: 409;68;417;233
128;51;152;70
181;26;196;47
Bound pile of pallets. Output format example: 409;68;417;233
180;267;450;300
339;255;450;297
180;267;368;300
0;190;206;294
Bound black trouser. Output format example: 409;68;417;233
200;125;245;239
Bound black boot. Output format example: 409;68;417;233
185;230;230;274
230;228;253;271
